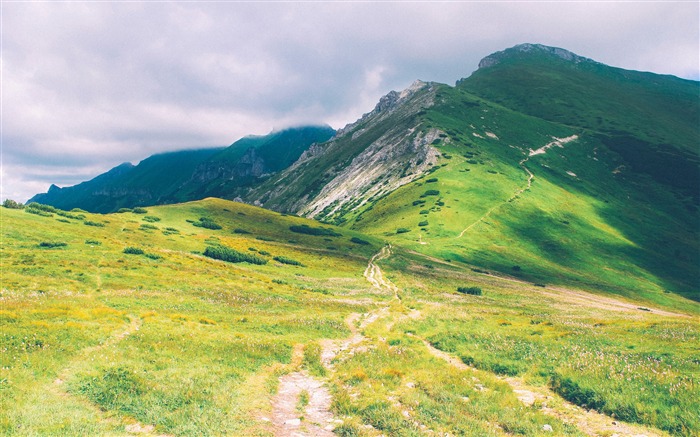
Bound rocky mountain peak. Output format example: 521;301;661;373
478;43;595;69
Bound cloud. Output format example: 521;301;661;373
3;2;698;202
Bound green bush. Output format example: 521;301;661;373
192;217;222;230
84;220;105;227
142;216;161;222
203;245;267;265
25;208;53;217
26;203;57;213
123;247;145;255
412;200;426;206
289;224;341;237
116;208;132;213
457;286;482;296
132;207;148;214
139;224;158;231
420;190;440;197
273;256;304;266
350;237;370;245
418;221;429;227
233;228;251;234
3;199;24;209
396;228;410;234
85;239;101;245
38;241;67;248
425;178;438;183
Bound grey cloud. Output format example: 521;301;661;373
4;2;698;202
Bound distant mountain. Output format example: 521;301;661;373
29;125;335;213
249;44;699;301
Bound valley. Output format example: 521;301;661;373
4;43;699;436
1;199;698;435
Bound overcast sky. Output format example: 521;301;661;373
3;2;698;202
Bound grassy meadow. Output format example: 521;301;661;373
2;199;698;436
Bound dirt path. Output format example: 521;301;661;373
269;247;397;436
419;336;668;437
271;371;337;436
363;245;400;300
457;136;577;239
270;246;425;436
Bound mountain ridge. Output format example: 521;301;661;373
25;43;699;300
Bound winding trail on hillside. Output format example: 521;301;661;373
49;314;167;435
417;336;668;437
271;344;337;436
270;247;398;436
456;135;577;239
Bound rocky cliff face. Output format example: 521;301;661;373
248;81;442;221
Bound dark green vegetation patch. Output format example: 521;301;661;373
203;245;268;265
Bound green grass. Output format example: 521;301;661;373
1;198;696;435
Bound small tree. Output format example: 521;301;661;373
3;199;24;209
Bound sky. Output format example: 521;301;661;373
3;2;699;203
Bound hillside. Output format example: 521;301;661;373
29;125;335;213
2;199;698;435
252;45;699;303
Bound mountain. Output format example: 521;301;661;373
28;44;699;301
249;44;699;302
29;125;335;213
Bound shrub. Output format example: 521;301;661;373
273;256;304;266
418;221;429;227
3;199;24;209
38;241;67;248
350;237;370;245
26;203;57;213
25;208;53;217
289;224;341;237
55;210;85;220
162;227;180;235
419;210;429;215
412;200;426;206
123;247;145;255
512;265;521;272
457;286;482;296
192;217;222;230
420;190;440;197
203;245;267;265
259;250;270;256
233;228;251;234
139;224;158;231
142;216;160;222
425;178;438;183
84;220;105;227
144;253;161;260
116;208;132;213
132;207;148;214
85;239;101;245
396;228;410;234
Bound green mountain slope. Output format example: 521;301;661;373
2;199;698;436
458;43;700;198
29;125;335;213
254;45;699;303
